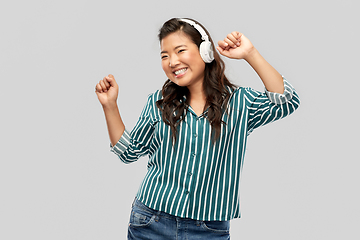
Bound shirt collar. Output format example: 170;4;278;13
179;86;235;117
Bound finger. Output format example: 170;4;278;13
95;83;103;93
231;31;242;40
105;74;115;84
224;38;237;48
231;32;242;46
217;40;233;53
216;46;226;57
227;33;240;46
104;75;113;84
102;77;110;88
100;80;108;92
105;75;118;88
216;46;224;54
216;46;230;57
217;40;228;50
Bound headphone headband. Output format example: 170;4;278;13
179;18;209;42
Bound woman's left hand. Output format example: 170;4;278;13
217;32;256;60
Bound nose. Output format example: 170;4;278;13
169;54;180;67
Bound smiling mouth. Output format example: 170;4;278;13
174;68;188;76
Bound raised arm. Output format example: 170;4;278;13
95;74;125;146
216;32;284;94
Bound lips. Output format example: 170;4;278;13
173;67;188;77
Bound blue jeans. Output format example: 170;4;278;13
128;198;230;240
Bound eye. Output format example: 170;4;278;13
178;49;186;53
161;55;168;59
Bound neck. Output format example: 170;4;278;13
187;80;206;105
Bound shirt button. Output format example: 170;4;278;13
194;133;197;138
185;190;189;194
188;172;192;176
192;153;196;157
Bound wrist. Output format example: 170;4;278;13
244;47;260;62
102;101;118;110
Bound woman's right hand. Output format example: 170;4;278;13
95;74;119;107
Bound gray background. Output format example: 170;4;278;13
1;0;359;239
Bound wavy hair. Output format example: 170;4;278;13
156;18;236;144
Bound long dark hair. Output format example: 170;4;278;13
156;18;236;144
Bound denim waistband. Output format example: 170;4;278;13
132;198;229;223
132;198;183;220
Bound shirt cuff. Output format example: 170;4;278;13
265;76;294;105
110;129;131;155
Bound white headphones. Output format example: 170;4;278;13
179;18;214;63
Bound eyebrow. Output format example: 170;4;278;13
161;45;187;54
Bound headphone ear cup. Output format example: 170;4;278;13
199;41;214;63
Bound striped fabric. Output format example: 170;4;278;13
111;77;300;221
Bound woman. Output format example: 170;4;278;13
95;18;300;239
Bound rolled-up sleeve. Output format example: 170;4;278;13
246;76;300;134
265;78;294;105
110;93;157;164
110;129;131;156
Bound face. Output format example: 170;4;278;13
160;31;205;90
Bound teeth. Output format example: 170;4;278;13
175;68;187;75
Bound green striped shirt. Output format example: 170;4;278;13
111;77;300;221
